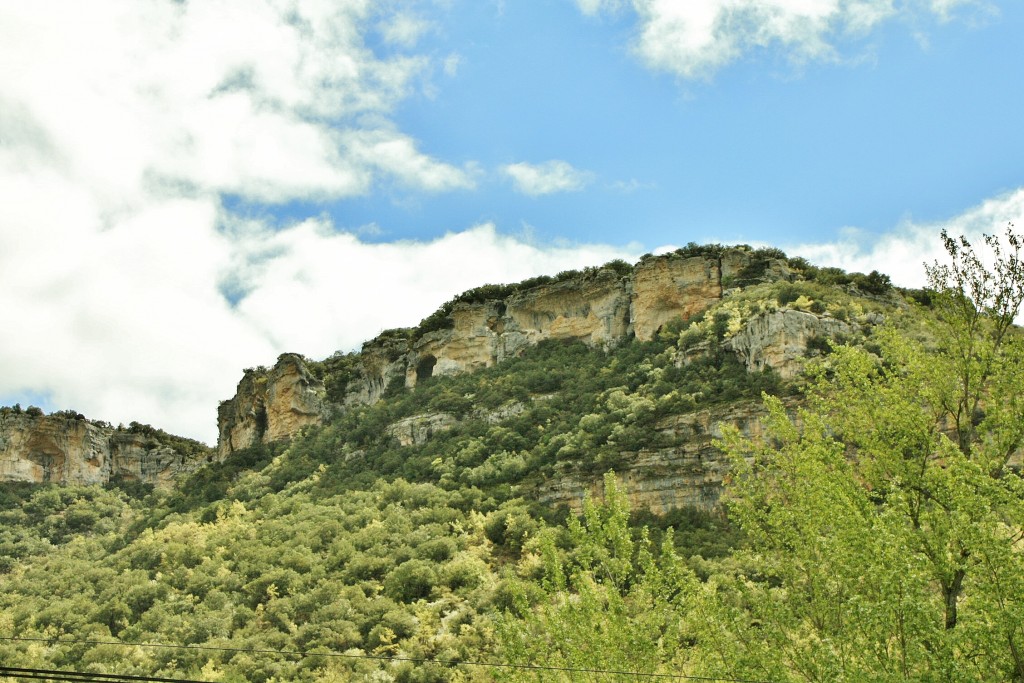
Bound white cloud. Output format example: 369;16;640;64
582;0;988;80
343;128;477;192
443;53;463;77
0;0;487;443
0;1;470;207
502;160;595;196
784;188;1024;290
380;13;434;48
576;0;627;17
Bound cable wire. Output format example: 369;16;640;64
0;666;210;683
0;635;772;683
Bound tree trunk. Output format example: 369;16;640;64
943;569;966;630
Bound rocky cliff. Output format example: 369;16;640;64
218;248;800;455
537;400;783;514
0;411;211;487
726;309;856;380
217;353;328;457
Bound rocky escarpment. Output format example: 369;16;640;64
370;399;784;515
217;353;328;457
537;400;780;514
0;411;211;487
727;309;857;380
218;249;798;455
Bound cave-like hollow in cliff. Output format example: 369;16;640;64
416;355;437;383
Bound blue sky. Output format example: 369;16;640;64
1;0;1022;441
340;0;1023;246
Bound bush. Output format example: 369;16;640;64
673;242;732;259
416;537;457;563
776;283;801;306
805;335;833;356
441;554;488;591
384;559;438;603
852;270;892;295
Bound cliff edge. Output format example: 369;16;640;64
0;409;212;487
216;247;811;455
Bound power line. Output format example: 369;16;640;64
0;666;210;683
0;635;773;683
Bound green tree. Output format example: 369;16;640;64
699;227;1024;681
497;473;696;681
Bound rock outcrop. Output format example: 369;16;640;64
405;267;633;388
537;400;778;514
727;309;855;379
0;412;210;487
386;412;458;447
631;254;723;342
217;353;328;457
218;249;794;455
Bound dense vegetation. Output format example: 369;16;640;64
1;232;1022;681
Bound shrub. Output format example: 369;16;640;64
852;270;892;295
384;559;438;603
776;283;801;306
805;335;833;356
416;537;457;563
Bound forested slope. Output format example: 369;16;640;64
2;233;1023;682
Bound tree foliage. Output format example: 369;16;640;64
703;227;1024;681
5;234;1013;681
497;473;696;681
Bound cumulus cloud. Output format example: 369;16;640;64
579;0;988;79
0;0;514;443
380;12;434;48
0;1;471;207
784;188;1024;289
502;160;595;196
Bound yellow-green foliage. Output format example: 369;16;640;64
1;239;995;682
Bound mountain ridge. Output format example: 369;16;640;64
0;243;895;490
215;246;798;459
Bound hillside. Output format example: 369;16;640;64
2;234;1023;682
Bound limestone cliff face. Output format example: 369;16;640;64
504;268;632;350
343;333;411;408
217;353;327;456
727;309;855;380
0;412;208;487
218;250;792;455
406;267;632;388
386;412;458;447
537;400;777;514
631;254;722;342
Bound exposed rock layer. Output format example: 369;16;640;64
727;309;855;380
0;413;210;487
536;401;777;514
217;353;328;457
218;250;799;455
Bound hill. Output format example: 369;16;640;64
2;233;1023;681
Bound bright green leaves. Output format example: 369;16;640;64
497;473;697;681
704;229;1024;682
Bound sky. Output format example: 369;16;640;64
1;0;1022;443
